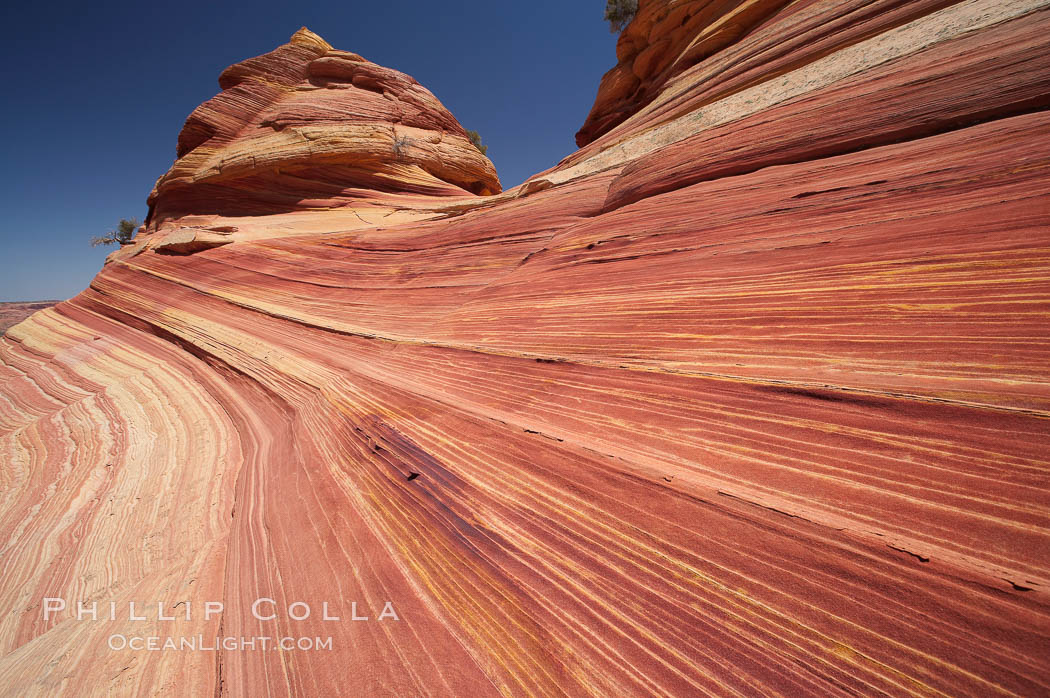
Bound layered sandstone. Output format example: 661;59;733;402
136;27;500;256
2;3;1050;696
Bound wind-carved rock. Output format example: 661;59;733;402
148;28;500;227
3;4;1050;696
577;0;798;147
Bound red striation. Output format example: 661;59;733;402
3;3;1050;696
148;28;500;227
577;0;800;147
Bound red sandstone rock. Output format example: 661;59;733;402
2;4;1050;695
148;27;500;228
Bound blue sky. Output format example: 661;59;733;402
0;1;617;301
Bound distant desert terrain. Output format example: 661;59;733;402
0;301;57;335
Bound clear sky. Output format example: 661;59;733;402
0;1;618;301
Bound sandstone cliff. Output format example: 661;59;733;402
2;2;1049;695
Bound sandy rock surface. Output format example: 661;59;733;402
2;4;1049;695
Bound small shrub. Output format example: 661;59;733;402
392;135;412;160
466;130;488;156
604;0;638;33
91;218;140;247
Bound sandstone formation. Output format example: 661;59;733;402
141;27;500;253
2;1;1050;695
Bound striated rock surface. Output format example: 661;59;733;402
3;4;1050;696
147;28;500;229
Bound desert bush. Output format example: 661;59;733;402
604;0;638;33
91;218;140;247
466;130;488;156
392;135;412;160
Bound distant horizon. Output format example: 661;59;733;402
0;1;618;301
0;297;65;305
